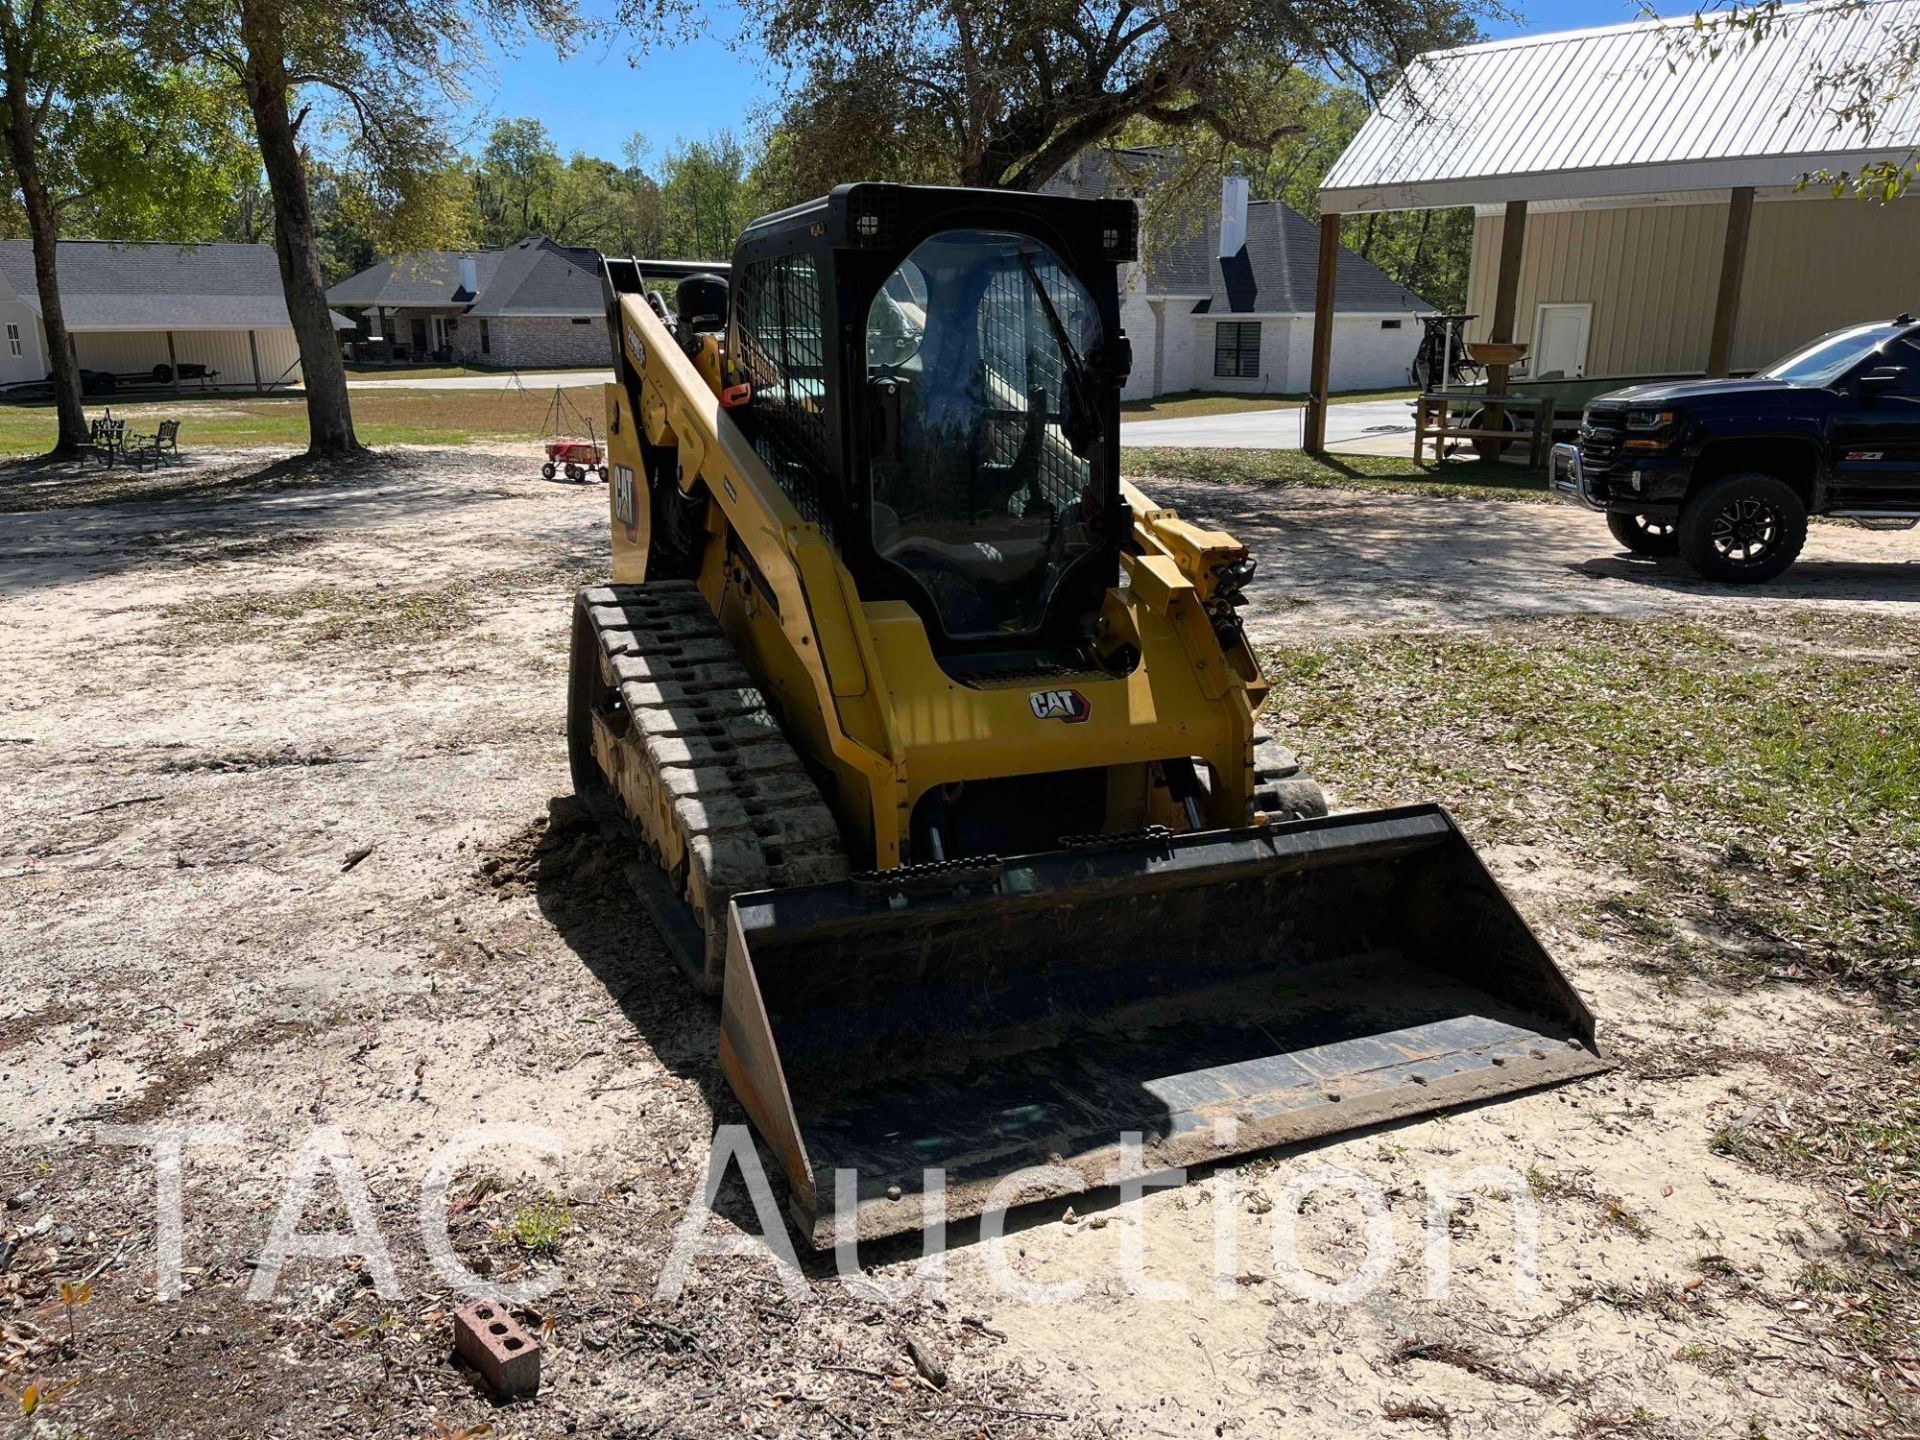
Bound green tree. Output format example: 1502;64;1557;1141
658;132;747;260
631;0;1487;192
0;0;251;455
149;0;581;457
475;116;563;243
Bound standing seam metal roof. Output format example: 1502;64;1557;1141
1320;0;1920;210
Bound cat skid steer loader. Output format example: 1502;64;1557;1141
567;183;1609;1248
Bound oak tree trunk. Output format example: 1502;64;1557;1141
238;0;358;456
0;62;85;455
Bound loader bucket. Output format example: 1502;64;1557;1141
717;805;1610;1249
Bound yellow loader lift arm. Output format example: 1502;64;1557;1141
566;183;1609;1247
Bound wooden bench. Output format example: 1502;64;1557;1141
1413;391;1556;469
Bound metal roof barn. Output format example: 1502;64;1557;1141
1321;0;1920;212
1299;0;1920;449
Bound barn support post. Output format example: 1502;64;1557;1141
1483;199;1529;427
1304;211;1341;454
1488;200;1529;347
1707;186;1754;378
165;332;180;393
248;330;263;392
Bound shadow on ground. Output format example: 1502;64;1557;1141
0;448;529;596
1574;552;1920;602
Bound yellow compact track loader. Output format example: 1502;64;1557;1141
568;183;1609;1247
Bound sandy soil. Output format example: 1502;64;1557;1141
0;447;1906;1438
1138;474;1920;643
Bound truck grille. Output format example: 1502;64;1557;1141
1577;408;1626;485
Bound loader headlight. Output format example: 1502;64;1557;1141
844;185;898;247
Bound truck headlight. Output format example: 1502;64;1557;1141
1626;408;1676;430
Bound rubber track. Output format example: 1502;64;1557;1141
579;580;848;985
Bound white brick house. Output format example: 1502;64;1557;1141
327;236;609;369
1042;150;1430;398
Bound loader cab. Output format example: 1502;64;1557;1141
728;183;1137;671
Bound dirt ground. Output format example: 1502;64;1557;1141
1134;473;1920;643
2;445;1913;1439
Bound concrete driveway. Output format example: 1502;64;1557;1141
1120;396;1419;454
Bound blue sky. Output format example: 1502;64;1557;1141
472;0;1693;162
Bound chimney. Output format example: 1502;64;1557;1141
1218;168;1249;258
458;254;479;299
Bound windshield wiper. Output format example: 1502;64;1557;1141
1016;251;1100;459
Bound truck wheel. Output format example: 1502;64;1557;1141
1606;511;1679;557
1678;473;1807;583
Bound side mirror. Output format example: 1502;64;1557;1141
1859;366;1906;398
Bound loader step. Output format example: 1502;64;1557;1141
568;581;848;992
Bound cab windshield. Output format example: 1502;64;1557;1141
1761;323;1902;386
865;229;1104;640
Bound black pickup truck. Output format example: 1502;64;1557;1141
1551;314;1920;582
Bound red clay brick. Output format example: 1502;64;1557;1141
453;1298;541;1398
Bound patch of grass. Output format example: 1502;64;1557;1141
1708;1123;1774;1165
1526;1167;1650;1237
497;1199;571;1259
346;364;602;381
1260;611;1920;1418
155;559;572;651
1258;615;1920;999
1673;1341;1738;1377
1121;386;1417;420
160;584;478;650
1794;1257;1914;1362
1598;1195;1651;1239
1524;1165;1589;1202
346;365;493;381
1123;445;1549;502
0;385;608;457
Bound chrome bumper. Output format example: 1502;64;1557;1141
1549;443;1604;511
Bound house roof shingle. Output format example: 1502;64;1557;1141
326;236;603;318
1152;201;1431;315
1040;147;1431;315
0;239;340;330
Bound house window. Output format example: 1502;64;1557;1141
570;317;591;326
1381;319;1402;329
1213;321;1261;379
479;319;490;355
5;323;19;357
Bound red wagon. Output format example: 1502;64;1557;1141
541;438;607;483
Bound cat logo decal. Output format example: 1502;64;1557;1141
1028;688;1091;723
611;464;639;542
